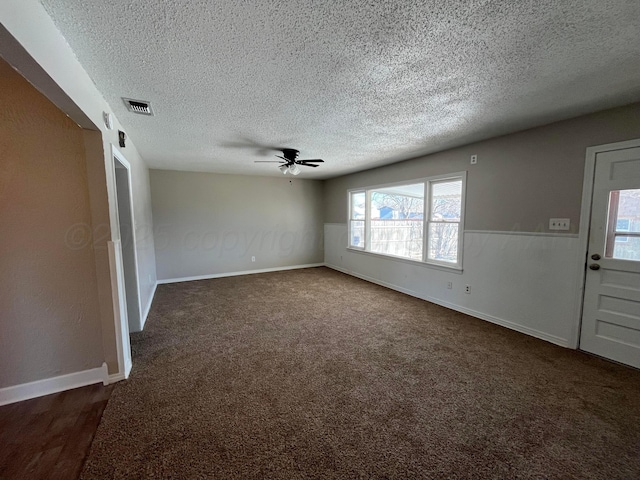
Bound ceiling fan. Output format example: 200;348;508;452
255;149;324;175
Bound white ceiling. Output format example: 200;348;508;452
39;0;640;179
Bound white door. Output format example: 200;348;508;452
579;146;640;369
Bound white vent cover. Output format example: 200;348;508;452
122;98;154;116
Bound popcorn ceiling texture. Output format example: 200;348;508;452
40;0;640;178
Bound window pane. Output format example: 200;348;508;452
431;180;462;222
606;189;640;259
427;223;459;263
369;184;424;260
616;189;640;232
370;184;424;221
350;192;365;220
613;237;640;260
370;220;423;259
350;220;364;248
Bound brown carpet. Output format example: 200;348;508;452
81;267;640;479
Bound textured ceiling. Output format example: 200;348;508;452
39;0;640;179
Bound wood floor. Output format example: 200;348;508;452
0;383;114;480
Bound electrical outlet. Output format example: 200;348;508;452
447;281;453;289
465;285;471;294
549;218;570;230
251;256;256;262
470;154;477;165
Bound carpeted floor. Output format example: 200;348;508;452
81;267;640;479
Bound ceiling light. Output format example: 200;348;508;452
289;164;301;175
279;164;289;174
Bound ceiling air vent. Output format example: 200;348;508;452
123;98;154;116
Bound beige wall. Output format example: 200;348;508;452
324;102;640;233
151;170;324;280
1;2;159;375
0;58;105;386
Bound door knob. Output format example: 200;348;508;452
589;264;600;270
591;253;601;260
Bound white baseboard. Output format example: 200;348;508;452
108;373;126;384
0;363;109;406
107;359;131;384
325;264;570;348
157;263;325;285
140;281;157;329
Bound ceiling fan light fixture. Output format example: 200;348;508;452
256;149;324;174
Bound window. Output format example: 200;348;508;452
348;173;466;269
606;189;640;261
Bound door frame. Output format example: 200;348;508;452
572;138;640;349
112;146;143;330
108;144;141;380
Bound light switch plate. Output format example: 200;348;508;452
549;218;570;230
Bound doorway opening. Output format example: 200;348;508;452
113;149;142;333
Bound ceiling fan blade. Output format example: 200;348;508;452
254;161;284;163
299;163;319;167
219;135;293;156
298;159;324;163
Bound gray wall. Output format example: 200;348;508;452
151;170;324;280
0;58;104;386
324;102;640;233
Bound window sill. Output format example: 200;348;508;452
346;247;463;274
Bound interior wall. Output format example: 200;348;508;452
324;102;640;348
151;170;324;280
0;58;104;387
325;103;640;231
1;0;158;374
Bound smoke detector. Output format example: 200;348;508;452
122;98;154;116
103;111;113;129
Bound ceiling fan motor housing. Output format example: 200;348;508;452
256;148;324;173
281;149;299;162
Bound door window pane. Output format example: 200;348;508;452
606;189;640;260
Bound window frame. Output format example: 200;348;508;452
347;172;467;271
